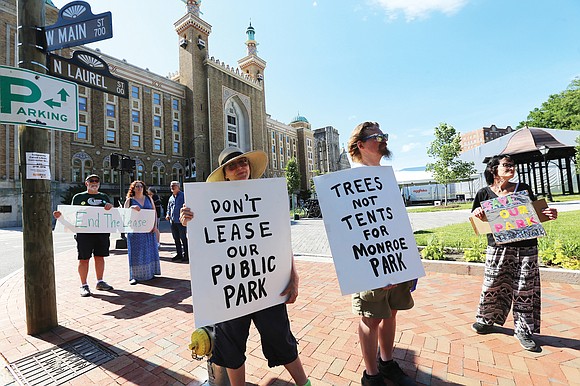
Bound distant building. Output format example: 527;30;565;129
313;126;349;173
289;115;315;193
460;125;514;153
0;0;324;226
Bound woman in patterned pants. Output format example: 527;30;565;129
471;154;557;352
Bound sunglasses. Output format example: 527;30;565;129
226;157;249;171
500;163;515;168
135;184;144;188
87;179;99;183
362;133;389;142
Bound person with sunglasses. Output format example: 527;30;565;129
53;174;114;297
347;122;416;386
471;154;557;352
179;147;310;386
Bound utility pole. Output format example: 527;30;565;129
18;0;58;334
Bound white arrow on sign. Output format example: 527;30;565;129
0;65;79;132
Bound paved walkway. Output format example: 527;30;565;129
1;217;579;385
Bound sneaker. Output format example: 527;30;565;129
515;332;540;352
80;285;91;297
95;281;113;291
379;359;416;386
171;254;182;262
471;322;494;334
361;370;385;386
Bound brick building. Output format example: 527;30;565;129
0;0;319;226
460;124;514;153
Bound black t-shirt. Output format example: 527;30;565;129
472;182;538;248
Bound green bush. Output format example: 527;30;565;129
463;237;486;262
420;236;445;260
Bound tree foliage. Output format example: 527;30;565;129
519;78;580;130
285;158;301;194
426;123;476;202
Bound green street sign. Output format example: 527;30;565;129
0;65;79;132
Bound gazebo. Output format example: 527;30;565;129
483;127;578;199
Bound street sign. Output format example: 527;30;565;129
0;65;79;132
48;51;128;98
43;1;113;52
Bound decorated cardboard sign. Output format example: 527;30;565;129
54;205;154;233
313;166;425;295
184;178;293;327
480;191;546;244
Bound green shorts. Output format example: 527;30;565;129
352;280;415;319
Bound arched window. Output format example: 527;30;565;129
172;163;184;184
72;152;93;182
103;155;119;184
152;161;166;186
224;96;250;150
135;159;145;182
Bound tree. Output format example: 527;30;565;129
285;158;301;212
426;123;477;204
519;78;580;130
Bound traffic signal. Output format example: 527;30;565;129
121;158;136;171
110;154;120;169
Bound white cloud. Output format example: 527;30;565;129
370;0;468;21
313;1;318;7
400;142;422;153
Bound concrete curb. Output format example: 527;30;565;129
294;254;579;284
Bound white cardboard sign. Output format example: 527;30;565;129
184;178;293;327
54;205;155;233
314;166;425;295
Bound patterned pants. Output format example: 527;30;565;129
475;245;541;335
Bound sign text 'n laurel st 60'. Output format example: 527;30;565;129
43;1;112;52
0;66;79;132
48;51;128;98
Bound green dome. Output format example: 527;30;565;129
291;115;309;124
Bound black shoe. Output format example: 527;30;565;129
471;322;494;334
379;359;416;386
361;371;384;386
181;257;189;263
171;254;182;262
515;332;540;352
129;279;138;285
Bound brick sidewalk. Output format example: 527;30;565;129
1;228;579;385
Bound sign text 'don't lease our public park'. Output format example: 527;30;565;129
0;66;78;132
43;1;113;51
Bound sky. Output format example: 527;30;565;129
50;0;580;171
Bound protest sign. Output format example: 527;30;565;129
184;178;293;327
54;205;155;233
480;191;546;244
314;166;425;295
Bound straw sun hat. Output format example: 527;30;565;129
206;147;268;182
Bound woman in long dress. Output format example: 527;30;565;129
124;180;161;285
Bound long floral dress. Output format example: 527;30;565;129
127;197;161;281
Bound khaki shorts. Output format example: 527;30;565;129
352;280;415;319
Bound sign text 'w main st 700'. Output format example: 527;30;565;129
43;1;113;51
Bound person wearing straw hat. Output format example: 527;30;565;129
181;147;310;386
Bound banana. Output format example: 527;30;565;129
188;327;214;360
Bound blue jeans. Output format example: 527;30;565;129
170;222;188;259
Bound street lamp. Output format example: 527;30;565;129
538;145;553;202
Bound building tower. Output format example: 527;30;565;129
238;22;267;82
174;0;212;180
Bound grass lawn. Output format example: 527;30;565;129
414;210;580;269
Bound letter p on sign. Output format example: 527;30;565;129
0;76;41;114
